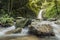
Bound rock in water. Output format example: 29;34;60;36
47;18;57;21
29;21;55;37
6;28;22;34
55;20;60;25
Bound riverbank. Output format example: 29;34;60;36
0;35;56;40
0;35;39;40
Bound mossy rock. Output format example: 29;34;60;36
16;17;29;28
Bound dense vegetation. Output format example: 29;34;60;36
0;0;36;19
0;0;60;19
43;0;60;19
0;0;60;26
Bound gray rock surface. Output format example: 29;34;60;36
29;20;55;36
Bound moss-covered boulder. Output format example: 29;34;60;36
16;17;29;28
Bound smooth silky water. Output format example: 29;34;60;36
0;22;29;37
37;9;60;40
0;9;60;40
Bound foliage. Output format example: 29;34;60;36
43;0;60;19
0;14;14;27
0;0;36;19
0;0;60;19
27;0;42;15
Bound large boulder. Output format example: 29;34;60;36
29;21;55;37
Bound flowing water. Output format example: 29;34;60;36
51;22;60;40
37;9;60;40
37;9;44;20
0;25;29;38
20;27;29;35
5;27;29;37
0;9;60;40
0;21;29;37
0;26;16;36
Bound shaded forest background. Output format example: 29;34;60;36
0;0;60;19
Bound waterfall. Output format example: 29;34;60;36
37;9;60;40
37;9;44;20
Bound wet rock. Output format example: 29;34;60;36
6;28;22;34
16;17;29;28
55;20;60;25
47;18;57;21
29;21;55;37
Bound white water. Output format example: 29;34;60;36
0;21;29;37
5;27;29;37
0;9;60;40
38;21;60;40
20;27;29;35
37;9;60;40
0;25;29;37
37;9;44;20
51;22;60;40
0;26;16;36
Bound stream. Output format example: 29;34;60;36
37;9;60;40
0;26;29;37
0;9;60;40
